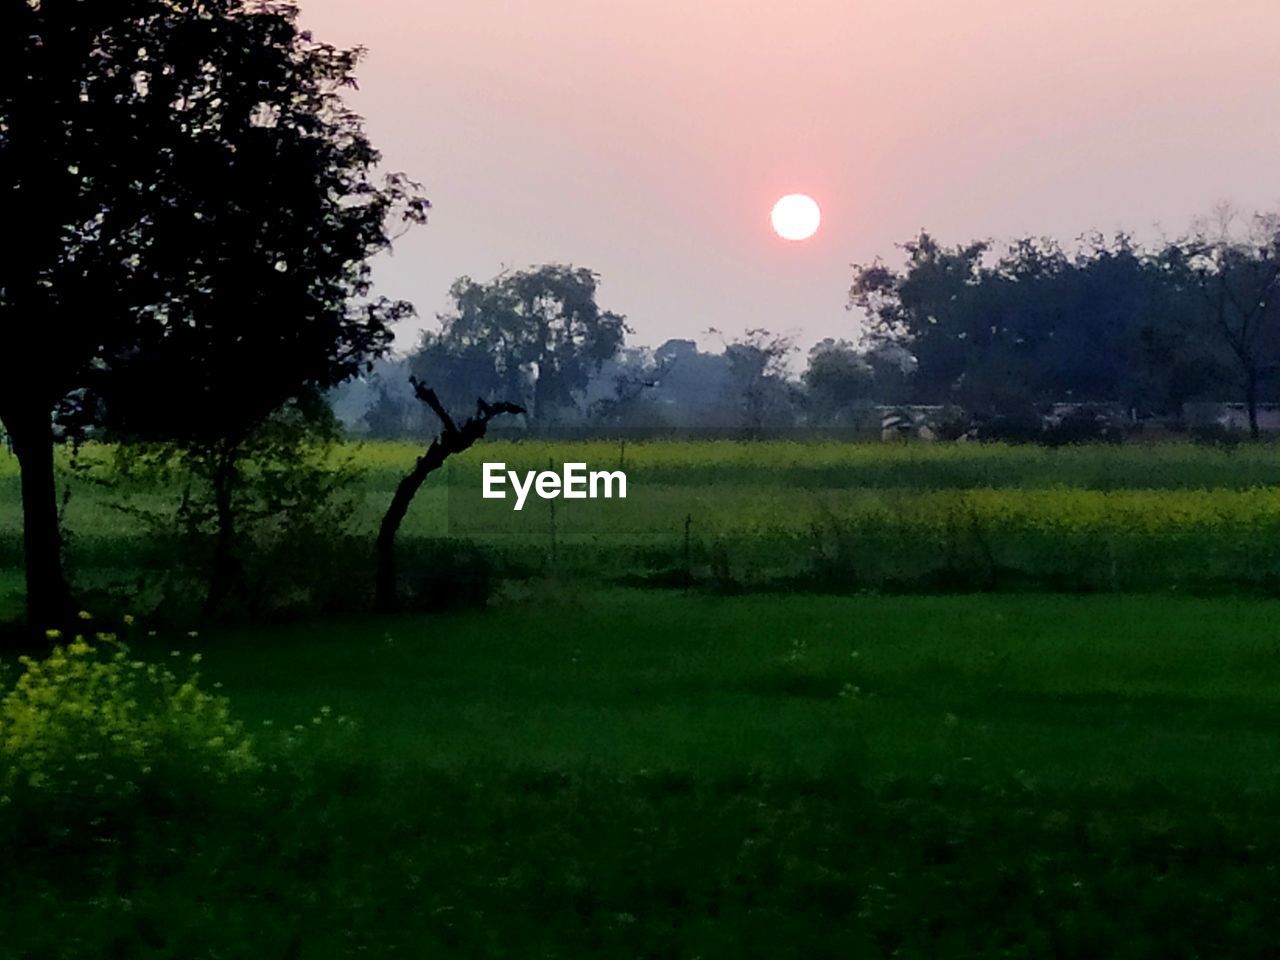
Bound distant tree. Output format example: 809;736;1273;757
363;386;410;440
1;1;426;627
851;233;990;405
645;340;734;427
1175;209;1280;438
802;339;874;424
408;332;516;420
588;348;666;428
850;231;1200;423
422;265;629;424
714;329;798;437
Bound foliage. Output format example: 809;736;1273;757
802;338;875;424
0;0;425;626
849;230;1241;417
104;399;360;618
713;328;799;436
1170;208;1280;437
0;627;256;808
413;264;629;423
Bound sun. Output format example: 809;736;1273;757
770;194;821;241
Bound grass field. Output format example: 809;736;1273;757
4;439;1280;616
4;441;1280;956
5;590;1280;956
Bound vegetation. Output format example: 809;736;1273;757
4;4;1278;957
5;439;1280;621
4;591;1280;957
0;0;426;628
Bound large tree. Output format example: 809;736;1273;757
1175;211;1280;438
849;232;1212;421
416;265;628;423
1;0;425;627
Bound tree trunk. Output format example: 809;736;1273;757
375;453;440;612
375;381;525;612
6;406;71;630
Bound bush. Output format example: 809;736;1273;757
975;411;1045;443
1043;408;1126;446
0;625;257;807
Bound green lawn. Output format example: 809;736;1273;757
6;589;1280;958
196;589;1280;790
7;440;1280;612
6;439;1280;956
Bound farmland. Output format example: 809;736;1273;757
4;440;1280;957
4;440;1280;618
5;589;1280;957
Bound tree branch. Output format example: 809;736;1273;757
375;382;525;611
409;375;458;436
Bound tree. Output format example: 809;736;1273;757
363;386;410;440
802;339;874;424
421;265;629;423
1177;209;1280;438
1;1;425;627
714;329;798;437
851;233;989;405
587;348;666;429
849;231;1202;423
376;379;524;611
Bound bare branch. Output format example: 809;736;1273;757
409;375;458;435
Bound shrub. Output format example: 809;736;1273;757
0;627;257;807
975;411;1044;443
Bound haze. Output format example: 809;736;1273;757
299;0;1280;352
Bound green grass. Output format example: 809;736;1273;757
5;439;1280;613
6;590;1280;957
196;589;1280;791
6;441;1280;956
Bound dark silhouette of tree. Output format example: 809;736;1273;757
713;329;798;437
420;265;628;424
849;230;1228;424
802;339;875;425
1;1;425;627
1176;210;1280;438
376;379;524;611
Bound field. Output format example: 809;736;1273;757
3;441;1280;957
4;440;1280;617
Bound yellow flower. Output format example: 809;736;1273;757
123;614;136;626
77;610;93;621
44;629;62;641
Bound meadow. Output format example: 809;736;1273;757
5;590;1280;957
3;440;1280;957
3;439;1280;617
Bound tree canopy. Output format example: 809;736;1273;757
0;0;425;627
411;265;628;423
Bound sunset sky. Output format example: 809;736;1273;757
299;0;1280;354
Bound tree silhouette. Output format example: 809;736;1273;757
1;1;426;628
425;265;629;423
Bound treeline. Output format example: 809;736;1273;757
342;212;1280;440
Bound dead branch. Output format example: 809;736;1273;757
375;381;525;611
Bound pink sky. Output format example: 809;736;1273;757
299;0;1280;353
